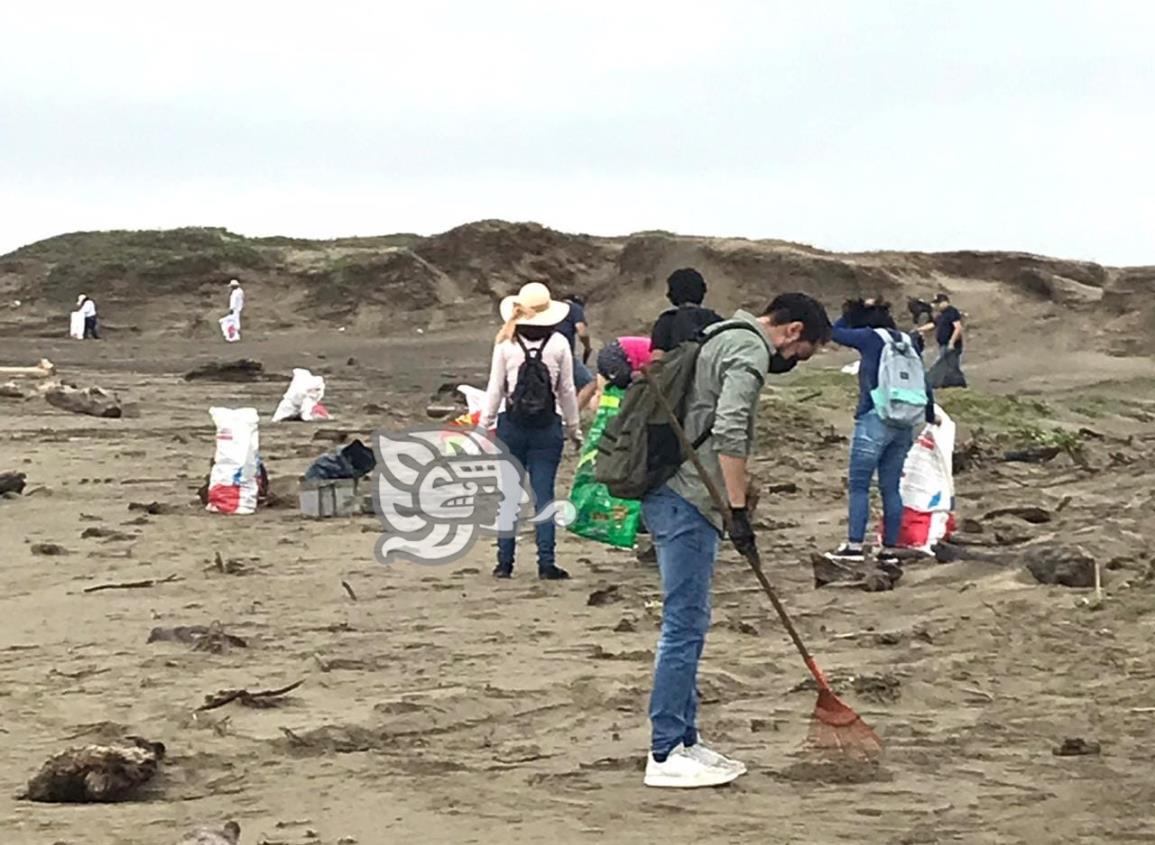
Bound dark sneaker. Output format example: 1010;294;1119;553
875;551;904;582
824;544;865;563
538;566;571;581
492;564;513;579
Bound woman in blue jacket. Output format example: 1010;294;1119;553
827;299;936;566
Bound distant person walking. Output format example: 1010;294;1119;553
826;299;936;567
919;293;966;388
555;293;596;410
649;268;722;361
220;279;246;343
77;294;99;339
229;279;245;320
480;282;582;581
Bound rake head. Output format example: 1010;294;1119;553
804;686;883;762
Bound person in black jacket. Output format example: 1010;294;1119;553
649;269;722;361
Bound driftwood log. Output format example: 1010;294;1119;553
198;680;304;712
183;359;265;382
178;821;241;845
44;384;122;418
19;737;165;803
0;472;26;495
0;359;56;379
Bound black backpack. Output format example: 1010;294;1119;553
660;303;723;349
508;334;558;427
595;322;762;499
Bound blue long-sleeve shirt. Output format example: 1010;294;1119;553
832;317;936;424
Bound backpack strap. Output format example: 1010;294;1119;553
515;332;551;359
873;327;911;349
699;320;765;348
687;321;769;450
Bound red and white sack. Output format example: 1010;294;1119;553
219;313;241;343
206;407;260;515
300;377;330;421
896;406;957;550
272;369;330;422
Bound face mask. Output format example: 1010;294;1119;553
768;353;797;374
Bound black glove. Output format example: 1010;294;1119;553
728;506;757;557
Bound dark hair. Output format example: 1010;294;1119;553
933;293;950;303
666;268;707;306
565;293;585;306
762;293;832;344
908;297;932;322
842;297;897;331
516;324;555;342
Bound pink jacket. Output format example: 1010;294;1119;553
480;333;581;436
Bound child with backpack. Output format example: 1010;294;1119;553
826;298;937;567
480;282;582;581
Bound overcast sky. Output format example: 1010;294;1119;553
2;1;1152;264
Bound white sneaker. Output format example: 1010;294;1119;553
686;741;748;775
644;744;741;788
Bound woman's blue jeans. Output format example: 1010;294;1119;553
848;411;914;547
496;413;564;571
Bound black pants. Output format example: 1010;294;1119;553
84;316;100;339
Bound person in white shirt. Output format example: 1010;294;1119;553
77;294;99;339
228;279;245;317
222;279;246;341
480;282;582;581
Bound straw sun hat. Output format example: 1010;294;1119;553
499;282;570;327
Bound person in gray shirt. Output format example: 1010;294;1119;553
642;293;832;789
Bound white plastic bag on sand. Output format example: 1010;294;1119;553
206;407;260;515
895;405;957;550
69;311;85;339
219;313;241;343
840;360;860;376
300;382;330;421
273;369;330;422
458;384;488;422
900;406;955;512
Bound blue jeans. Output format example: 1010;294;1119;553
641;486;719;756
848;411;914;547
573;358;594;391
496;413;564;571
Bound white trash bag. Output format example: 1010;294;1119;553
457;384;490;424
272;368;330;422
69;311;85;340
206;407;261;515
219;313;241;343
900;406;955;512
893;405;957;550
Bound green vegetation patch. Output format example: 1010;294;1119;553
937;389;1054;429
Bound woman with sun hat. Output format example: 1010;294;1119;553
480;282;582;580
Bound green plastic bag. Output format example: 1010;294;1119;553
567;386;641;549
